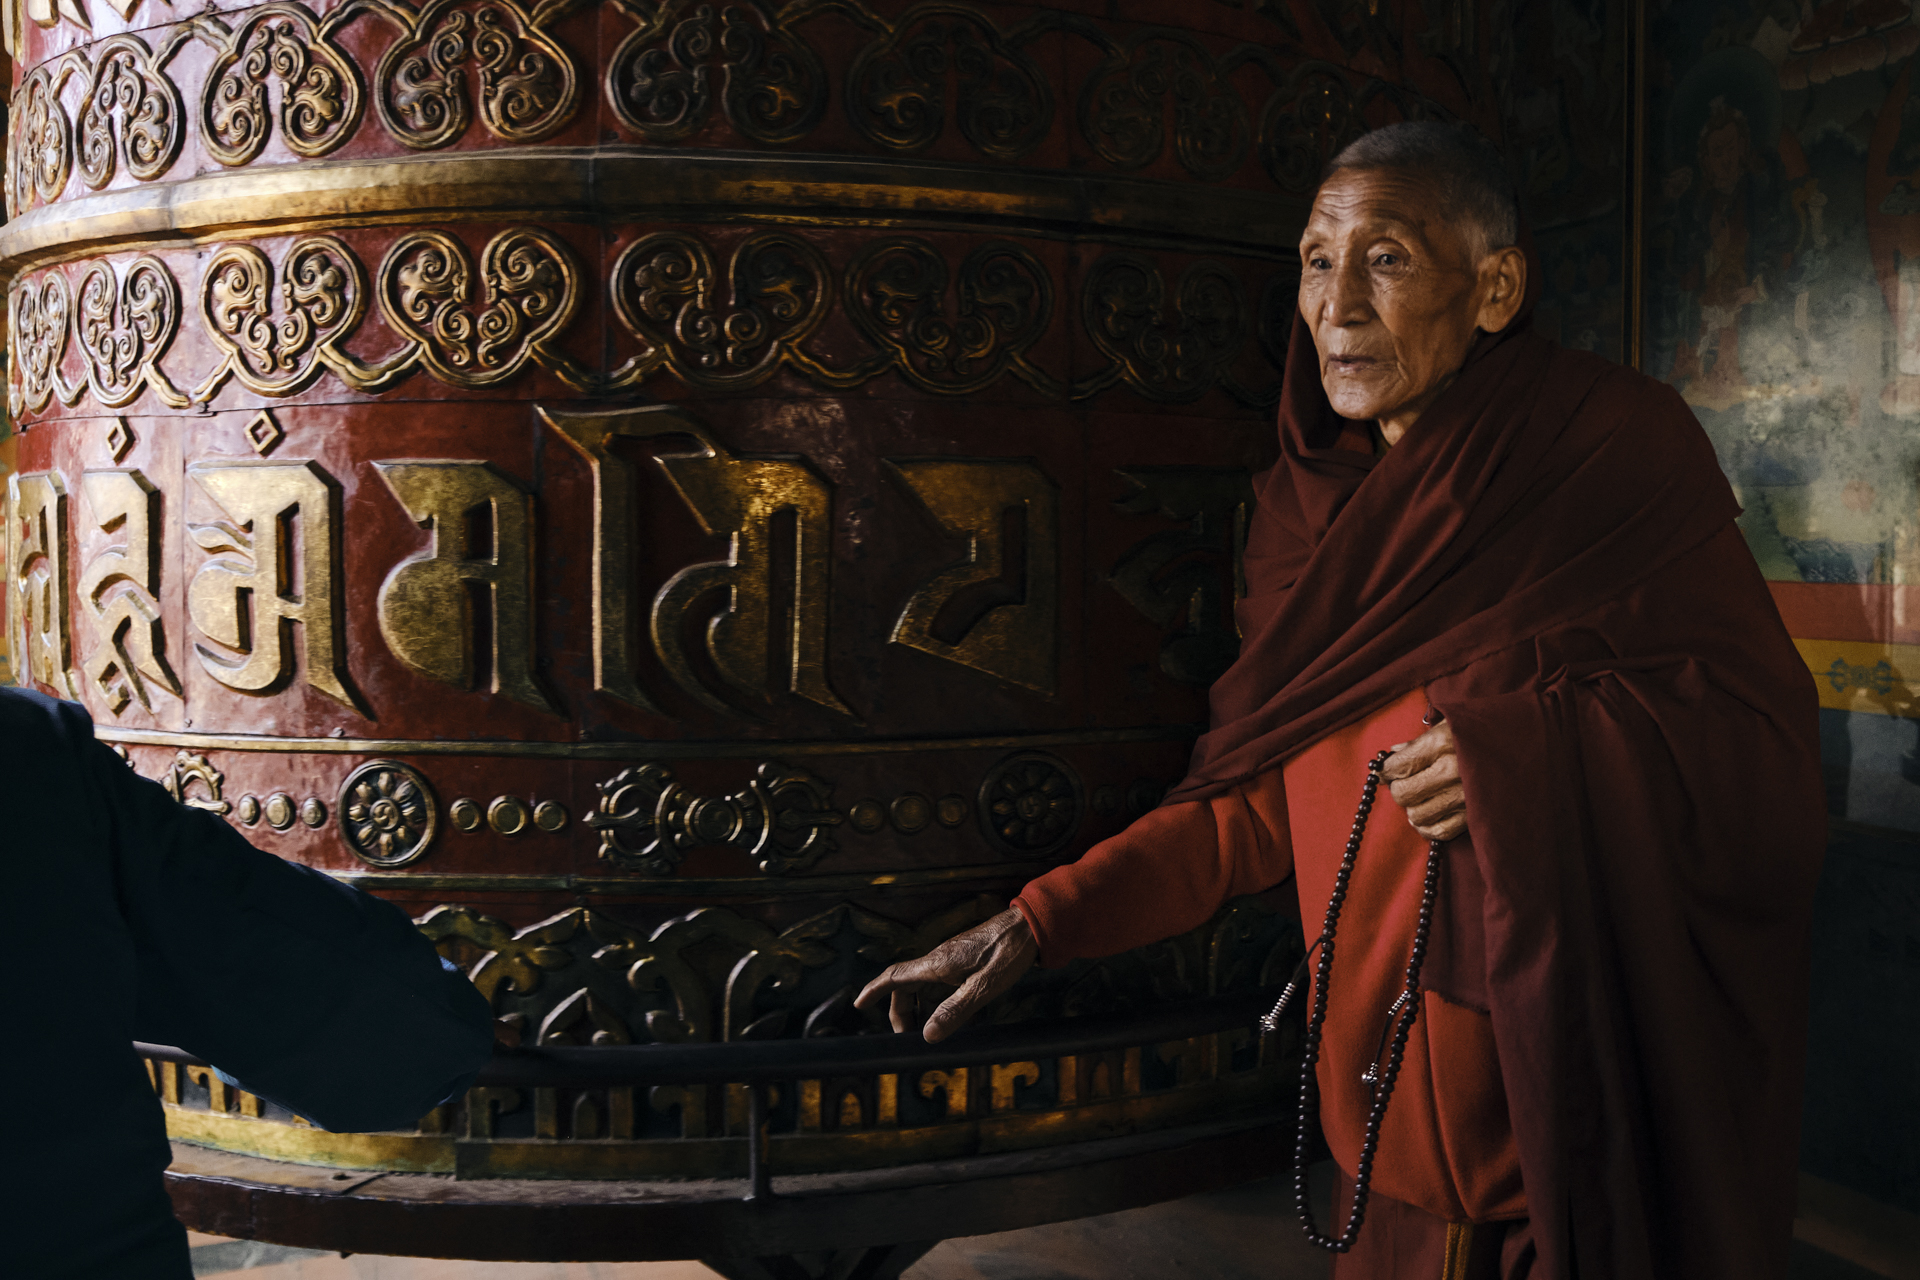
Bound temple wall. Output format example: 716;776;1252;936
1644;0;1920;1219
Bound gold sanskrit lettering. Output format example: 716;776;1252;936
542;406;850;718
8;470;78;697
78;469;179;714
186;460;358;709
886;458;1058;696
373;460;556;714
1107;466;1252;685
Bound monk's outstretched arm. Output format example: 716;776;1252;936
1014;770;1295;965
858;769;1293;1041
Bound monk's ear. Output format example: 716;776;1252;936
1474;246;1528;333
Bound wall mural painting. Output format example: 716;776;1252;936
1648;0;1920;1216
1647;0;1920;833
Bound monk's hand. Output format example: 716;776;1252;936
854;908;1038;1044
1382;717;1467;842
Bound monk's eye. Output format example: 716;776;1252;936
1308;256;1332;271
1374;253;1402;267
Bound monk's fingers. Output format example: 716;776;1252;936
855;961;916;1011
854;966;898;1011
1381;721;1454;781
1387;753;1460;809
856;952;964;1010
921;927;1038;1043
1403;783;1465;832
886;983;953;1034
922;965;1010;1044
886;985;918;1034
1403;775;1463;819
1411;807;1469;843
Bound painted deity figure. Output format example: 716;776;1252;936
1666;98;1798;410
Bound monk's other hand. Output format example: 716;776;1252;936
853;908;1038;1044
1382;717;1467;842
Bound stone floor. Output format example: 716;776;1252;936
183;1172;1886;1279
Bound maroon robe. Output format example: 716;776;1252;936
1165;303;1826;1277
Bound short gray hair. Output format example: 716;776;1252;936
1324;121;1519;255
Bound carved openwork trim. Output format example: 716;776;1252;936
141;894;1295;1172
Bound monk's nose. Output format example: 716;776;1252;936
1320;261;1373;327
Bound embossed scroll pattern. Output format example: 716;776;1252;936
1257;58;1449;194
1081;33;1250;181
607;230;837;391
7;1;1444;213
13;64;72;212
12;270;77;413
588;760;841;877
846;239;1055;397
197;236;373;398
375;0;578;150
379;227;587;388
78;36;186;188
76;255;189;408
1080;252;1249;403
606;0;826;144
9;229;1286;416
202;4;364;167
845;8;1052;159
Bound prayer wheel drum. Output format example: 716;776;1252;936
0;0;1409;1262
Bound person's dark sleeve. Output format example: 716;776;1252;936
78;724;495;1133
1013;768;1293;965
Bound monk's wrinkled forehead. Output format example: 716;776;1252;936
1300;167;1472;257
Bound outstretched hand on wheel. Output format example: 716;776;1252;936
854;908;1039;1043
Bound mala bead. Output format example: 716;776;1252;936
1272;750;1446;1254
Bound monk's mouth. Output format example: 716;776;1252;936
1329;357;1379;370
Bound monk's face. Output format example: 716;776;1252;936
1298;168;1527;443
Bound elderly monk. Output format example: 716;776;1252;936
856;121;1825;1280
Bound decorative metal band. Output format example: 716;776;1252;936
93;724;1198;758
157;1064;1286;1180
5;0;1435;222
0;151;1310;271
9;216;1295;416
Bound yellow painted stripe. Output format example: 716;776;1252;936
1793;638;1920;718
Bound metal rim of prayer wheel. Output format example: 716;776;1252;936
0;0;1435;1261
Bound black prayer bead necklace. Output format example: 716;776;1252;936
1259;748;1446;1253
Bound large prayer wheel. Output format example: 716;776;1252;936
1;0;1434;1263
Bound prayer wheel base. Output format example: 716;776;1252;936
164;1115;1287;1264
